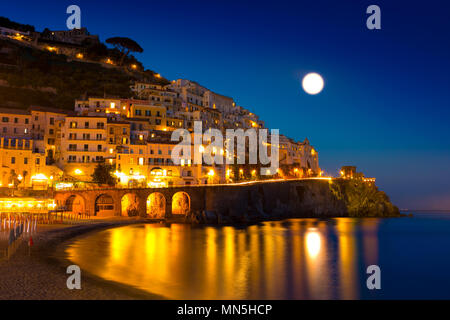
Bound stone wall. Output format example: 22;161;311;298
55;179;400;223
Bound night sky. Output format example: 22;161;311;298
2;0;450;210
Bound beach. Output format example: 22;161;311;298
0;219;164;300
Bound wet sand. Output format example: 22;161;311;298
0;219;165;300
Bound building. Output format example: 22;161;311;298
0;77;320;189
59;116;108;180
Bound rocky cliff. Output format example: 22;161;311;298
185;179;400;224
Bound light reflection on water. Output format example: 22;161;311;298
66;218;387;299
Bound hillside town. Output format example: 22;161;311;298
0;21;323;191
0;79;321;190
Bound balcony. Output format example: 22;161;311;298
67;148;107;153
68;138;106;141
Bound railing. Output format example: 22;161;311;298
68;138;106;141
67;148;107;153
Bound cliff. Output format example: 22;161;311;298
185;179;400;224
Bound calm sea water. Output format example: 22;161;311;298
66;213;450;299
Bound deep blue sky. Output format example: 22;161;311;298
3;0;450;209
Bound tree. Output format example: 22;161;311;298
91;163;116;186
9;169;19;188
105;37;143;66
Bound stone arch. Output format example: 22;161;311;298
147;192;166;218
65;194;85;215
172;191;190;216
121;193;140;217
95;194;115;217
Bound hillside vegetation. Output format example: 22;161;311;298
0;38;169;110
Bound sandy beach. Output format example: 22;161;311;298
0;219;164;300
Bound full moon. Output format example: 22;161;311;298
302;72;324;95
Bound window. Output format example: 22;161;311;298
69;144;77;151
96;134;102;140
24;158;28;164
138;157;144;165
158;150;162;155
36;158;40;165
109;128;114;134
122;128;127;134
50;118;54;125
70;122;77;128
11;157;15;164
85;122;89;128
2;117;9;122
97;145;102;152
2;127;6;133
25;119;29;124
49;129;54;135
135;109;142;116
35;116;38;121
13;128;17;134
84;144;88;151
145;110;151;116
14;118;18;123
97;122;104;129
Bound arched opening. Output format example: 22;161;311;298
95;194;114;217
147;192;166;218
172;192;190;216
121;193;139;217
65;195;85;215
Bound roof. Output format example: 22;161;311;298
0;107;30;115
29;105;70;115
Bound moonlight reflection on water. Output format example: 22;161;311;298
66;214;450;299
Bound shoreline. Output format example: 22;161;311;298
0;219;165;300
0;214;410;300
